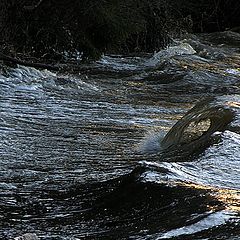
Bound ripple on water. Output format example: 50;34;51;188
0;33;240;239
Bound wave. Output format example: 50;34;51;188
145;42;196;67
160;95;239;154
44;163;238;239
27;95;238;239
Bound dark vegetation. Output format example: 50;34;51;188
0;0;240;62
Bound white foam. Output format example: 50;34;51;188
146;42;196;67
226;68;240;76
137;130;165;153
157;211;234;239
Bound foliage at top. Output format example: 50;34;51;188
0;0;239;61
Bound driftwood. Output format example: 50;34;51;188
0;51;99;73
0;52;60;71
24;0;45;10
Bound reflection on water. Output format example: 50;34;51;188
216;189;240;212
181;118;212;144
0;32;240;239
173;181;240;212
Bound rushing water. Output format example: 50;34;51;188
0;31;240;239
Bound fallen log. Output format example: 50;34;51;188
0;52;60;71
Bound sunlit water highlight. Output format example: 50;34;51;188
0;32;240;239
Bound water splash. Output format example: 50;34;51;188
161;96;239;151
146;42;196;67
0;32;240;239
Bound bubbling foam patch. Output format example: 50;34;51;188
137;130;165;154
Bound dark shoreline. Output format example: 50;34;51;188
1;0;239;62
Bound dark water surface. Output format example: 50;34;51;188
0;32;240;239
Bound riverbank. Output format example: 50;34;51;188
1;0;239;62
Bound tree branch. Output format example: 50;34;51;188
0;52;60;71
24;0;45;11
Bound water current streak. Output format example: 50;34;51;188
0;32;240;239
